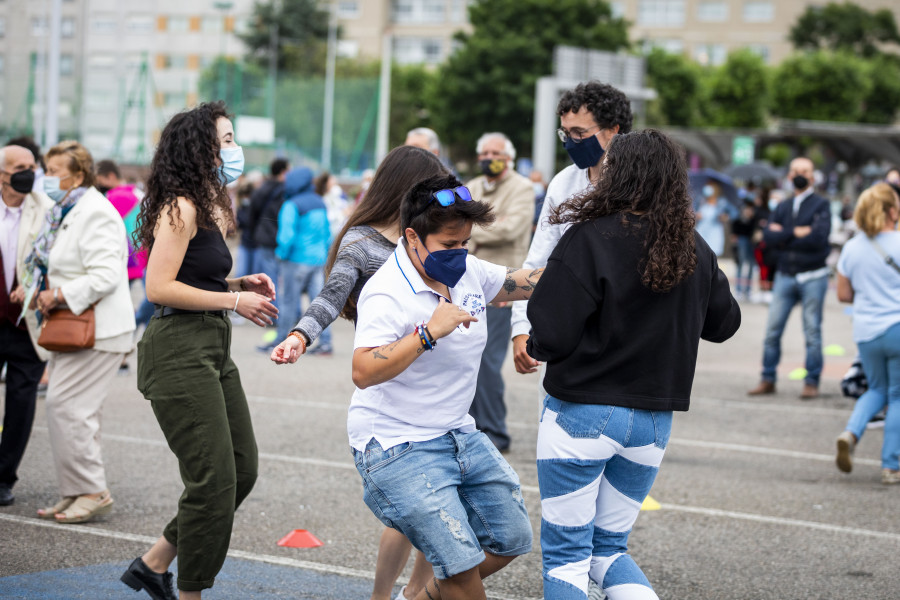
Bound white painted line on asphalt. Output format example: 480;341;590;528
653;504;900;543
247;395;349;412
0;513;537;600
665;438;880;466
27;429;894;543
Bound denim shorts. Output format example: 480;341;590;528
353;430;533;578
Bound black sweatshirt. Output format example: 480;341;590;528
526;214;741;412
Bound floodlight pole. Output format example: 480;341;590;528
322;0;338;171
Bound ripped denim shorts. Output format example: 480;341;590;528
352;429;533;578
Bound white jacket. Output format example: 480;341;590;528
16;191;53;361
47;187;135;353
510;164;592;339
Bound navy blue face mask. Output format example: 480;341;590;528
415;244;468;288
564;134;605;170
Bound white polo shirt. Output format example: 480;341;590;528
348;240;507;452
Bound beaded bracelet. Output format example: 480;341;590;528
289;330;308;353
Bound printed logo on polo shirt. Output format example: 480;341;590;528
461;293;485;317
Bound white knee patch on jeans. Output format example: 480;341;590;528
541;472;603;526
547;557;592;594
594;479;642;532
604;583;660;600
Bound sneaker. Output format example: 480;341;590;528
588;579;606;600
881;469;900;485
394;585;407;600
836;431;855;473
307;345;333;356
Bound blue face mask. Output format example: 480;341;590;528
564;134;605;170
415;244;468;288
217;146;244;185
43;176;71;202
702;185;715;198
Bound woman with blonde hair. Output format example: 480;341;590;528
19;140;136;523
835;183;900;484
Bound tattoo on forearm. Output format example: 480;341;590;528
373;349;388;360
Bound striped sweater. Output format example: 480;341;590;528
293;225;396;344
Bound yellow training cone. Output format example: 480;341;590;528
788;368;808;381
641;495;661;511
263;329;278;343
824;344;845;357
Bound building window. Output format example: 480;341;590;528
169;55;187;69
125;54;145;69
697;1;728;22
202;16;223;33
743;1;774;22
168;16;189;32
746;44;770;63
126;15;154;34
393;36;444;64
91;15;117;34
163;92;188;108
393;0;446;24
88;54;116;70
32;17;48;36
60;53;74;75
637;1;685;27
449;0;471;22
693;43;726;66
609;2;625;19
641;38;684;54
61;17;76;38
86;89;116;110
337;1;360;18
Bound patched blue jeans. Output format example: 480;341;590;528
761;272;828;385
537;396;672;600
353;430;532;579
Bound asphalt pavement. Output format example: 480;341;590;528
1;273;898;599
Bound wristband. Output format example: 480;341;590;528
417;322;434;351
232;291;240;312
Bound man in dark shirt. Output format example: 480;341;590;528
748;157;831;399
250;158;289;314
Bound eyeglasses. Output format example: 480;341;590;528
557;125;601;144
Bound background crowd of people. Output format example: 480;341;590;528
0;79;897;599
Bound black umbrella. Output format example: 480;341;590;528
725;161;781;183
689;168;740;208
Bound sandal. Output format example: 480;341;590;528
37;496;76;519
54;492;114;524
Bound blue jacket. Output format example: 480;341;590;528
276;168;331;266
762;192;831;276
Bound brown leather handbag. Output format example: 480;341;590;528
37;306;96;352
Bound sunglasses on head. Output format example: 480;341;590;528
413;186;473;218
432;186;473;206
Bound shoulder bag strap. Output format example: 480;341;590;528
869;236;900;276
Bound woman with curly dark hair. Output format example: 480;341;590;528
526;130;741;600
120;101;277;600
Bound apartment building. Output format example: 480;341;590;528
617;0;900;65
338;0;900;67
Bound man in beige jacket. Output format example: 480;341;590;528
0;145;52;506
468;132;535;452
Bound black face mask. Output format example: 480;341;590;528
480;158;506;178
792;175;809;191
9;169;36;194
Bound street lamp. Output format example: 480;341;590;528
214;1;234;102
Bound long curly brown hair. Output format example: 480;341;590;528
549;129;697;293
135;101;234;250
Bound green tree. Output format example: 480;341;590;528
428;0;629;158
389;64;439;148
771;52;870;122
705;49;769;128
789;2;900;58
239;0;331;74
645;48;702;126
860;55;900;124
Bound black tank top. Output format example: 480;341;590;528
175;226;232;292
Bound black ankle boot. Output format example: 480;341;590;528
121;557;177;600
